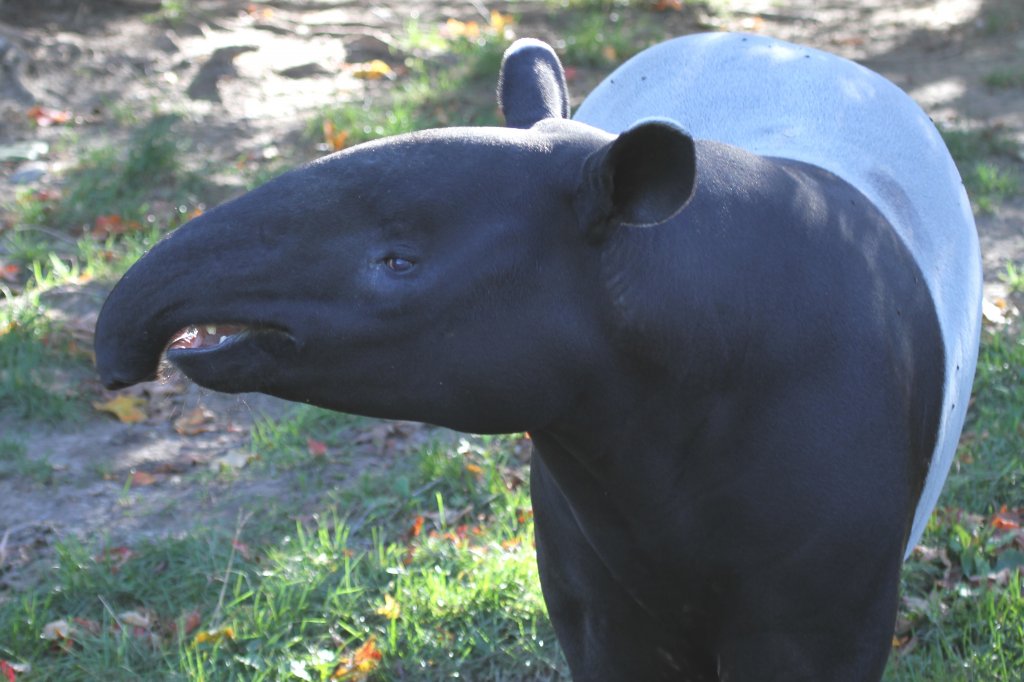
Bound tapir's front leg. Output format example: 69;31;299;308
530;455;717;681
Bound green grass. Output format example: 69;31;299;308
886;326;1024;680
1;112;205;422
313;20;510;149
56;114;201;229
0;301;84;422
0;435;53;485
940;127;1022;212
0;432;565;680
1000;261;1024;294
984;67;1024;90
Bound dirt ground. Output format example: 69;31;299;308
1;0;1022;596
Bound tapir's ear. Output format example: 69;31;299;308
577;118;696;242
497;38;569;128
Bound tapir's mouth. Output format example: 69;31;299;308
151;322;298;393
166;324;251;353
163;323;294;360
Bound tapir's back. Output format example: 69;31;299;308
574;32;982;554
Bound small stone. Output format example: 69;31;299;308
9;161;47;184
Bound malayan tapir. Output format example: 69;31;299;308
95;33;981;681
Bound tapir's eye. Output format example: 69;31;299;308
384;256;415;273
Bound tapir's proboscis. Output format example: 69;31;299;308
95;34;982;681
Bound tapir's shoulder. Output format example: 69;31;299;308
576;32;982;556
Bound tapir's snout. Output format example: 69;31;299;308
93;188;304;394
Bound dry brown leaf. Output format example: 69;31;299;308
41;619;72;641
130;471;158;486
93;395;148;423
118;610;152;629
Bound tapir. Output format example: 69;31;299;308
95;33;982;681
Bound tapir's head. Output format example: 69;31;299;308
94;39;696;433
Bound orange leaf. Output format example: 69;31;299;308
465;462;483;476
992;509;1021;530
93;395;148;423
131;471;158;486
92;214;141;239
332;637;382;679
322;120;349;152
307;437;328;457
0;263;19;283
408;515;425;539
441;17;482;40
27;105;72;127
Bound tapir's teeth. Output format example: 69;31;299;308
167;323;252;353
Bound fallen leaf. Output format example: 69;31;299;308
375;594;401;621
442;18;480;41
174;406;217;435
92;214;141;240
464;462;483;477
96;545;136;572
119;610;152;629
993;515;1020;530
322;120;349;152
41;619;72;641
407;515;425;539
71;617;102;636
131;471;158;486
0;262;19;283
193;625;234;645
209;450;253;472
350;59;393;80
93;395;148;423
653;0;683;10
332;637;382;679
27;106;72;127
489;10;513;32
983;297;1009;325
232;538;252;560
245;3;274;19
307;437;328;457
182;610;202;635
